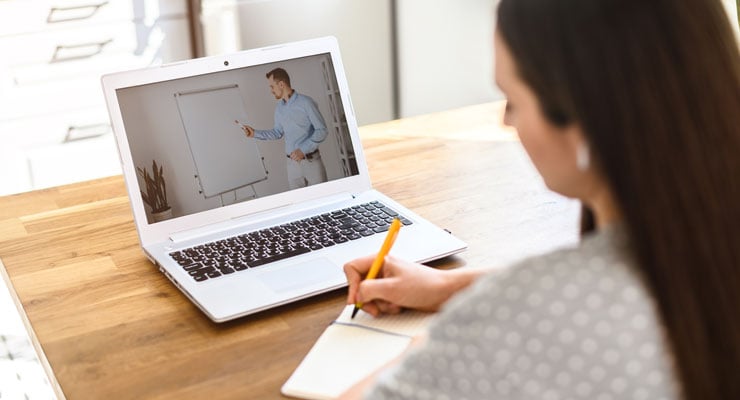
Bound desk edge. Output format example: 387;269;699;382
0;257;67;400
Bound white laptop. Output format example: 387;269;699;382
101;36;466;322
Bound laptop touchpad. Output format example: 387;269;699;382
260;257;342;293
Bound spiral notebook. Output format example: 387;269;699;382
281;305;435;400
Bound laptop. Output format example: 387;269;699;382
101;36;466;322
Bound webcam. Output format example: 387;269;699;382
224;60;229;66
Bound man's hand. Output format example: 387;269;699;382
289;149;305;161
237;121;255;138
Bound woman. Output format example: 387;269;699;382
341;0;740;399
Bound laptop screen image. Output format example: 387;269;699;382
115;52;359;225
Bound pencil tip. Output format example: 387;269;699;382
351;306;359;319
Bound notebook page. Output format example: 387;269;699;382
281;322;410;399
281;306;435;400
334;304;434;337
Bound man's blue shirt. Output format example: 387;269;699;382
254;91;328;155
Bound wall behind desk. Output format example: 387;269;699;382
396;0;503;117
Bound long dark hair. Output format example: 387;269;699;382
497;0;740;398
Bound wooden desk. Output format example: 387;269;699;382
0;102;580;399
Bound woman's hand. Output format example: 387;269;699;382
343;255;482;316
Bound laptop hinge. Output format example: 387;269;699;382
168;192;355;244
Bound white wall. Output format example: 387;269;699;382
396;0;503;118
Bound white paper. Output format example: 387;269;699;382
281;305;434;400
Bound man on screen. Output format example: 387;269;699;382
240;67;328;189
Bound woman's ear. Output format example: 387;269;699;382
576;141;590;171
564;125;590;172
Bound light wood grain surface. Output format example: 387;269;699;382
0;102;580;399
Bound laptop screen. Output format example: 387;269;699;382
115;53;360;225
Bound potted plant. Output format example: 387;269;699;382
137;160;172;222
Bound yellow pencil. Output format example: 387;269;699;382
351;218;402;319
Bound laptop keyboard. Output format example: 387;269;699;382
169;201;413;282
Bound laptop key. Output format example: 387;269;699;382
183;263;203;272
373;225;390;233
248;246;311;268
233;262;249;271
219;267;236;274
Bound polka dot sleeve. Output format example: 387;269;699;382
365;226;681;400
